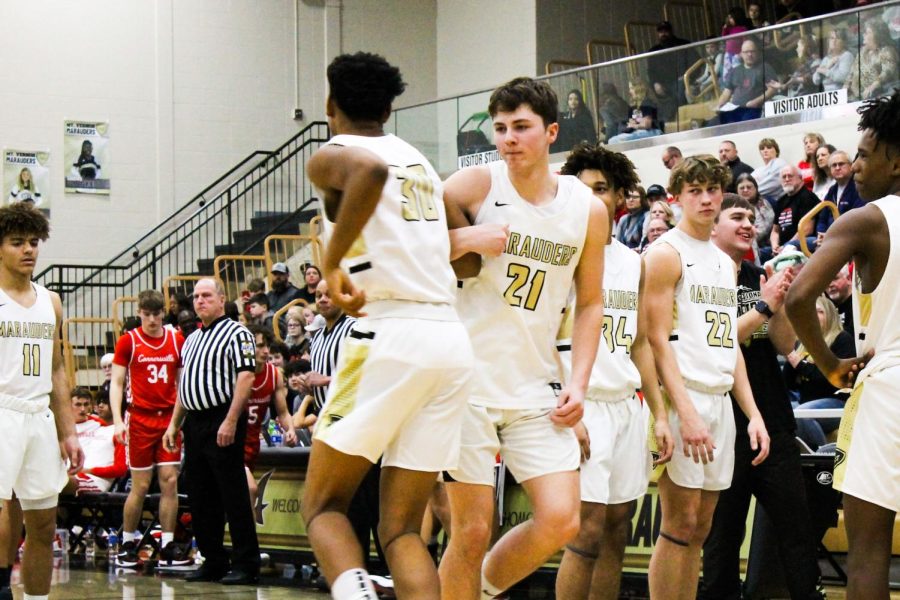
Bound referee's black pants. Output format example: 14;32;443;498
183;406;260;574
700;430;821;600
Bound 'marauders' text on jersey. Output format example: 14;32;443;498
658;228;737;392
853;196;900;380
320;134;456;309
458;161;592;409
0;284;56;403
558;239;641;401
113;328;184;412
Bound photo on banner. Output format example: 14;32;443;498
64;120;110;194
3;149;51;216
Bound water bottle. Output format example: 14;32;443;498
268;421;283;447
85;527;95;558
108;530;119;557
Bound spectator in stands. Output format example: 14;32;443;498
752;138;789;203
164;293;188;328
282;314;308;359
99;352;114;397
267;262;303;311
648;198;677;229
596;82;630;140
721;7;753;81
735;173;775;253
646;183;680;222
246;293;274;331
283;359;312;416
767;34;822;98
552;89;597;153
608;105;663;144
694;39;725;94
718;38;778;123
615;186;649;249
812;144;836;199
770;165;820;255
647;21;696;104
784;295;855;448
641;217;673;252
816;150;865;244
661;146;683;170
224;300;241;322
299;264;321;305
798;133;825;191
267;341;288;368
813;28;854;92
625;78;665;125
718;140;754;192
66;388;127;495
177;309;199;336
825;264;855;337
93;390;114;424
747;2;770;28
849;19;899;100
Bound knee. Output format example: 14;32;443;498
300;490;337;528
534;505;581;546
130;478;152;497
571;510;605;553
158;473;178;494
26;513;56;543
662;511;699;542
450;515;492;558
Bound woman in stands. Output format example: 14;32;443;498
812;143;836;199
768;34;821;99
553;89;597;153
615;186;649;249
783;295;855;449
721;7;752;82
813;28;854;93
735;173;774;257
751;138;789;203
849;19;899;101
797;132;825;191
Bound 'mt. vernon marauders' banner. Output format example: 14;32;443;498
64;120;110;194
3;149;51;215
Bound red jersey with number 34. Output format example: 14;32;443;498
246;363;277;444
113;328;184;412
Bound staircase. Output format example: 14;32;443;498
34;121;330;322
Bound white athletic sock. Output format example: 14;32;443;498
122;531;135;544
481;559;503;599
331;568;378;600
24;594;50;600
161;532;174;547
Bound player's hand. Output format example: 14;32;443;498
217;418;237;447
113;421;127;445
679;410;715;464
325;268;367;317
63;435;84;475
283;428;298;448
653;418;674;466
825;351;873;390
573;420;591;462
760;265;794;313
163;426;180;453
551;386;584;427
747;416;770;466
470;223;510;257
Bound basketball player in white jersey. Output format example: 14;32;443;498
440;78;607;600
0;203;83;600
785;91;900;599
301;52;473;600
554;143;673;600
643;156;769;600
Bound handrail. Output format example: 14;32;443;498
798;201;839;257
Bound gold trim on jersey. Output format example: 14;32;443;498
833;381;863;491
314;339;370;439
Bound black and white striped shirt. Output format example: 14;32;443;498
179;316;256;411
310;314;356;412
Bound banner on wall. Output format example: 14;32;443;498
64;120;110;194
3;149;51;215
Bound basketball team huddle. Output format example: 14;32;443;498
1;51;898;600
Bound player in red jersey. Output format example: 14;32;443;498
110;290;187;568
244;325;296;510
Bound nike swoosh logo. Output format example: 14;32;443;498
686;263;695;267
494;201;510;207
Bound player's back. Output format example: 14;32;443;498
656;227;738;392
853;195;900;376
321;134;456;312
458;161;592;408
0;283;56;403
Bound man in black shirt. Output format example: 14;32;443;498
702;195;823;600
267;262;304;312
771;165;820;254
718;141;754;192
826;264;854;339
647;21;696;106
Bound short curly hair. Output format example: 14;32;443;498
668;154;731;195
0;202;49;242
327;52;406;122
559;142;640;194
858;88;900;152
488;77;558;127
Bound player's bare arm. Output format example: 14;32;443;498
732;350;770;464
554;199;607;427
633;262;673;464
444;166;505;278
273;368;297;447
50;291;83;473
218;370;255;448
110;363;128;443
786;206;886;387
643;243;715;464
307;144;390;316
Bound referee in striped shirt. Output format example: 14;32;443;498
307;279;356;413
163;278;260;584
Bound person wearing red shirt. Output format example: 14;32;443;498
109;290;187;568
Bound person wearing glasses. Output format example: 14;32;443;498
718;38;777;123
815;151;864;247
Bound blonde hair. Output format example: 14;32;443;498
797;295;844;359
650;199;676;228
17;168;35;191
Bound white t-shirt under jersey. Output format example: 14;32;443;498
457;161;592;409
656;227;738;393
558;238;641;401
0;284;56;407
319;133;456;314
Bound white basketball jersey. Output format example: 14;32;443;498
319;134;456;309
558;239;641;401
458;161;592;409
0;283;56;404
658;228;737;393
853;196;900;380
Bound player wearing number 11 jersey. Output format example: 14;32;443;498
110;289;186;567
